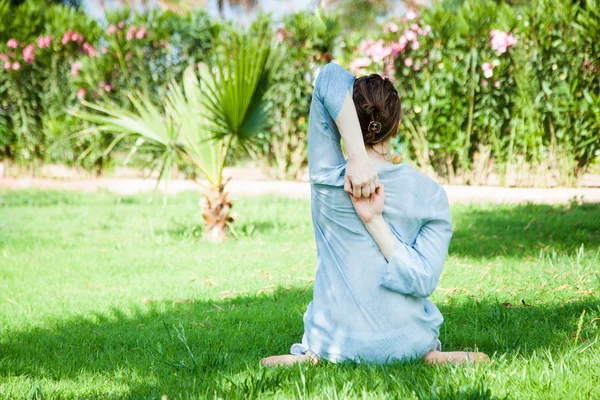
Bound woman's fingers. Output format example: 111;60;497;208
353;185;362;198
344;175;352;194
369;182;376;195
361;186;371;198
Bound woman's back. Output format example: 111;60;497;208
301;161;450;362
264;62;488;367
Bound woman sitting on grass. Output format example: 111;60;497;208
262;63;489;366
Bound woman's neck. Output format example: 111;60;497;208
366;142;393;165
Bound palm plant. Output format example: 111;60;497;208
73;29;278;241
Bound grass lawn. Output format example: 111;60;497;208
1;189;599;399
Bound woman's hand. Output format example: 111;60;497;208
344;156;378;198
350;183;385;224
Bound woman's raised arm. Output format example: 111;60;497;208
308;63;377;197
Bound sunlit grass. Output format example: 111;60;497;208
1;190;599;399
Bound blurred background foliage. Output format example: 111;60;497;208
0;0;598;186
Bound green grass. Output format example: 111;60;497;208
1;189;599;399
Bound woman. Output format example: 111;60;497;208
262;63;488;366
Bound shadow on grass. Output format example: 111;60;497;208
450;202;600;258
2;287;598;398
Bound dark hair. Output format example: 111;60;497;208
352;74;402;146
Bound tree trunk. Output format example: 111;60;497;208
201;182;233;242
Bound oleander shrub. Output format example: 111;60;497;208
347;0;600;186
263;10;339;180
0;0;598;186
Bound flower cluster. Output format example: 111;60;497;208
349;9;430;79
1;53;19;71
481;60;501;87
107;22;148;41
22;43;35;63
37;36;53;49
71;61;81;76
275;26;292;43
490;30;517;55
582;58;598;74
82;42;98;57
62;30;85;45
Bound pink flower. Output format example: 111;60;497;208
102;83;112;92
135;26;147;39
482;62;494;78
423;58;429;65
83;42;98;57
490;29;517;55
404;30;417;42
383;22;399;33
107;25;117;35
412;63;420;71
22;43;35;63
12;61;20;70
481;79;488;87
3;61;11;70
411;40;420;50
101;46;108;54
126;26;137;41
349;57;372;74
125;51;133;60
410;23;419;32
77;88;86;100
404;58;413;67
405;9;418;21
359;39;375;52
423;25;432;36
384;58;395;79
37;36;53;48
71;33;81;43
62;31;72;45
390;41;403;58
118;21;125;29
71;61;81;76
364;39;392;63
276;29;285;42
493;80;500;88
583;58;593;72
398;36;408;52
7;39;17;49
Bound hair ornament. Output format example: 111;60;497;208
368;121;382;134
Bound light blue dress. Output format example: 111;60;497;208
290;63;453;363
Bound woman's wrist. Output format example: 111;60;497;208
363;214;385;228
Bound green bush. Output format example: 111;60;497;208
0;0;216;174
0;0;100;171
0;0;598;186
263;10;339;180
347;0;600;185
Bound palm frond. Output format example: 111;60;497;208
72;26;280;189
197;27;282;144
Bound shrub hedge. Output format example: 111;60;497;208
0;0;598;185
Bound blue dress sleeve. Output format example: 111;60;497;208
308;63;356;184
380;187;453;298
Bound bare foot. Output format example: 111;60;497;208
262;351;319;367
424;351;490;365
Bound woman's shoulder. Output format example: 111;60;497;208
316;63;355;90
382;164;448;202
